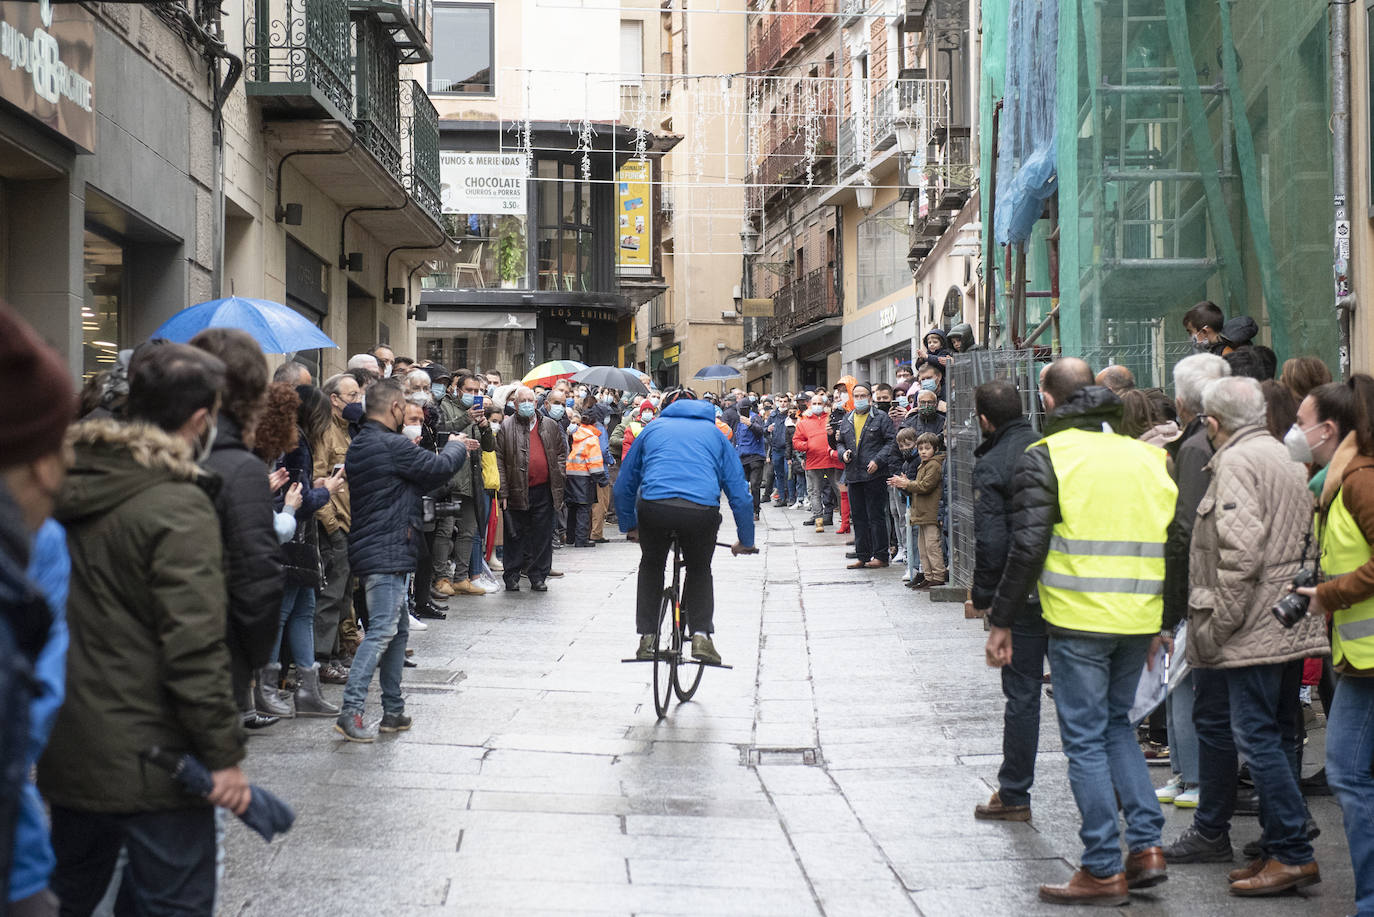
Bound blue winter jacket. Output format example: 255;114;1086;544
346;419;467;577
735;411;766;460
765;413;790;459
614;400;756;546
11;520;68;903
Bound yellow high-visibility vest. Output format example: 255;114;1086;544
1318;488;1374;668
1036;427;1177;635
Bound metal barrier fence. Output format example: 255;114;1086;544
943;340;1197;589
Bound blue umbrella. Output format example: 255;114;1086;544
142;748;295;842
151;297;336;354
692;364;743;380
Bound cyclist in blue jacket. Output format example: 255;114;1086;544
614;387;756;666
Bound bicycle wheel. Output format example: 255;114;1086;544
651;587;675;718
671;604;706;701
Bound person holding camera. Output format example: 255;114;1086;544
1292;375;1374;917
1164;375;1328;895
335;380;470;742
431;371;495;598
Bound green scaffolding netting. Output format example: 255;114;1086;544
983;0;1338;372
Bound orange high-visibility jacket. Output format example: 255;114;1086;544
567;425;606;476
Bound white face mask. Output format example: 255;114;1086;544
1285;422;1324;464
402;423;422;441
196;417;217;464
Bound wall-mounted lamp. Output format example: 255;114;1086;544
385;286;406;304
276;202;303;225
341;252;364;272
855;179;876;213
894;108;922;155
407;301;428;322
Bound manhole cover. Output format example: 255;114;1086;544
743;746;822;766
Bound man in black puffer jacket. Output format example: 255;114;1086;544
970;379;1045;823
191;329;285;729
336;379;471;742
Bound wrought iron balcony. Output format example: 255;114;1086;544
246;0;354;121
746;0;831;73
744;267;839;349
348;0;433;63
759;115;837;203
839;76;949;178
650;291;673;336
401;80;441;223
353;15;402;176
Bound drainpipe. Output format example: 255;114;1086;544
1332;0;1356;378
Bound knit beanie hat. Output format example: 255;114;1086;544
0;305;75;469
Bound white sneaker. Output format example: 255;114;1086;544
901;571;913;582
1172;786;1200;808
408;613;428;632
1155;774;1183;802
488;557;504;572
478;574;501;594
892;551;907;566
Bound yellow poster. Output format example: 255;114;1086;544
616;160;652;271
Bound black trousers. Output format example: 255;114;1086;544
848;478;889;563
998;626;1048;807
570;501;593;546
415;521;434;606
635;498;722;635
50;805;216;917
742;457;766;514
504;483;555;587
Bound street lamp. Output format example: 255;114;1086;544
855;176;876;212
739;219;759;256
894;107;922;155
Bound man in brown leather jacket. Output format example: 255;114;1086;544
495;387;567;592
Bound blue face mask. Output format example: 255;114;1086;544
854;399;870;413
517;402;536;418
460;393;475;408
897;395;909;408
431;383;446;399
715;407;723;418
549;404;566;420
920;379;937;392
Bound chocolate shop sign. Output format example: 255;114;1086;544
0;0;95;152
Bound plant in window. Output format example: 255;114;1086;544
497;217;526;288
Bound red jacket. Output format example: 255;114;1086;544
793;413;842;470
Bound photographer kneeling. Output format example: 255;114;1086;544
1169;375;1328;895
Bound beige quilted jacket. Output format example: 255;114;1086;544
1187;426;1331;668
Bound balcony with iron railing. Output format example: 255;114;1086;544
747;0;832;74
353;16;403;177
348;0;433;63
744;266;839;349
759;115;837;203
246;0;354;121
650;291;673;336
401;79;440;223
838;76;949;179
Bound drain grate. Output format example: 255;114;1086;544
743;746;822;767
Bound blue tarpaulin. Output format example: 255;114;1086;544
994;0;1059;246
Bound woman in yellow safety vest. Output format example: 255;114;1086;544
1291;376;1374;915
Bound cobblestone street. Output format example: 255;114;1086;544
219;505;1356;916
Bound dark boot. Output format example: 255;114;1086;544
293;662;340;717
238;683;279;730
254;663;295;718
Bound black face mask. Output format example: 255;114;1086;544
504;402;516;417
874;400;892;411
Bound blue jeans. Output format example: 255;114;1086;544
1049;632;1165;877
1326;674;1374;915
341;573;410;716
1166;669;1199;785
998;628;1048;807
272;584;317;670
772;458;789;502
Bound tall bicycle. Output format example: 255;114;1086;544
623;532;756;718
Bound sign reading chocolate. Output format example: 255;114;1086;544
0;0;95;152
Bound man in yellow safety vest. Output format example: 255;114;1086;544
986;357;1178;907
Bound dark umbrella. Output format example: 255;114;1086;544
571;365;642;393
142;748;295;842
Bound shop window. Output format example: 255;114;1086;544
425;212;528;290
82;230;124;383
430;2;494;96
417;328;528;380
536;160;595;292
857;201;910;304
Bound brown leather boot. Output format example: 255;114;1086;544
1228;858;1320;896
1039;869;1129;907
973;791;1031;822
1228;857;1268;883
1124;846;1167;889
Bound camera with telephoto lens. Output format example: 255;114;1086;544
421;496;463;523
1271;567;1317;628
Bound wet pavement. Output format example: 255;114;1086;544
220;502;1357;916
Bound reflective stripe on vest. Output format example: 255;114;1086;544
1036;427;1176;635
1318;487;1374;668
567;428;604;476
